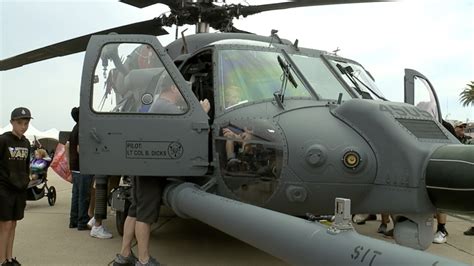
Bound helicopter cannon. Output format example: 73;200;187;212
1;0;473;264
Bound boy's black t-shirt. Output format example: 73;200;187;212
68;124;79;171
0;132;31;191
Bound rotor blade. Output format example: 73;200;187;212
0;18;167;71
119;0;175;8
239;0;392;17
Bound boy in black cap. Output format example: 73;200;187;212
0;107;33;266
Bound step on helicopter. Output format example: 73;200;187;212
1;0;473;265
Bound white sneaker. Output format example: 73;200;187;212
90;225;113;239
433;230;447;244
87;217;96;229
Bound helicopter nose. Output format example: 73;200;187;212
425;144;474;213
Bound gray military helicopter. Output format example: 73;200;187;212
1;0;473;265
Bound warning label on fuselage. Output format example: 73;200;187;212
126;141;183;159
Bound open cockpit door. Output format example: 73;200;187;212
79;35;209;176
404;69;442;122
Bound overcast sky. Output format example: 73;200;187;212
1;0;473;131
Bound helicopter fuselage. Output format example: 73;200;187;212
78;33;471;222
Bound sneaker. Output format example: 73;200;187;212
352;214;377;225
433;230;447;244
113;251;138;266
87;217;96;229
377;223;388;234
463;227;474;236
136;256;160;266
90;225;113;239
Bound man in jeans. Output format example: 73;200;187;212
67;107;94;231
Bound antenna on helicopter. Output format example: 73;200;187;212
293;39;299;51
332;47;340;56
270;29;284;45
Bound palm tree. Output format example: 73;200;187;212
459;81;474;107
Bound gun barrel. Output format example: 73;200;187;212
426;144;474;213
163;182;465;266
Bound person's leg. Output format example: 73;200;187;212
377;214;390;234
88;179;96;218
134;177;165;264
5;190;26;264
135;221;152;263
78;174;93;229
226;140;235;159
0;221;13;263
436;213;447;231
87;180;96;229
69;172;80;228
434;212;448;244
120;216;137;256
92;176;120;229
114;177;138;265
5;221;16;261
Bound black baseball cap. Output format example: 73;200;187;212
11;107;33;120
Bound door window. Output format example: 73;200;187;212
92;43;187;114
413;76;439;121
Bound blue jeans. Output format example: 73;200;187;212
69;172;93;228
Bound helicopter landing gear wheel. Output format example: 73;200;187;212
47;186;56;206
116;200;130;236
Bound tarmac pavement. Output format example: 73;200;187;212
13;170;474;265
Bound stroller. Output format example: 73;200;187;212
26;156;57;206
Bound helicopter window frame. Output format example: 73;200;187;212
89;41;192;116
285;49;354;101
323;54;385;101
177;48;215;121
214;44;317;114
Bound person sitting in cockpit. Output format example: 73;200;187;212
149;74;210;114
224;85;247;109
222;126;254;171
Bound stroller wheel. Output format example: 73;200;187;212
47;186;57;206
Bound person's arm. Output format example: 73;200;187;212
222;128;243;140
200;99;211;114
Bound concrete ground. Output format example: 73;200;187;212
13;170;474;265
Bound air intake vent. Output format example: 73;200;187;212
396;119;447;139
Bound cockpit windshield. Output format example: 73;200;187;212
218;49;359;110
329;59;386;100
217;49;312;109
289;54;352;101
